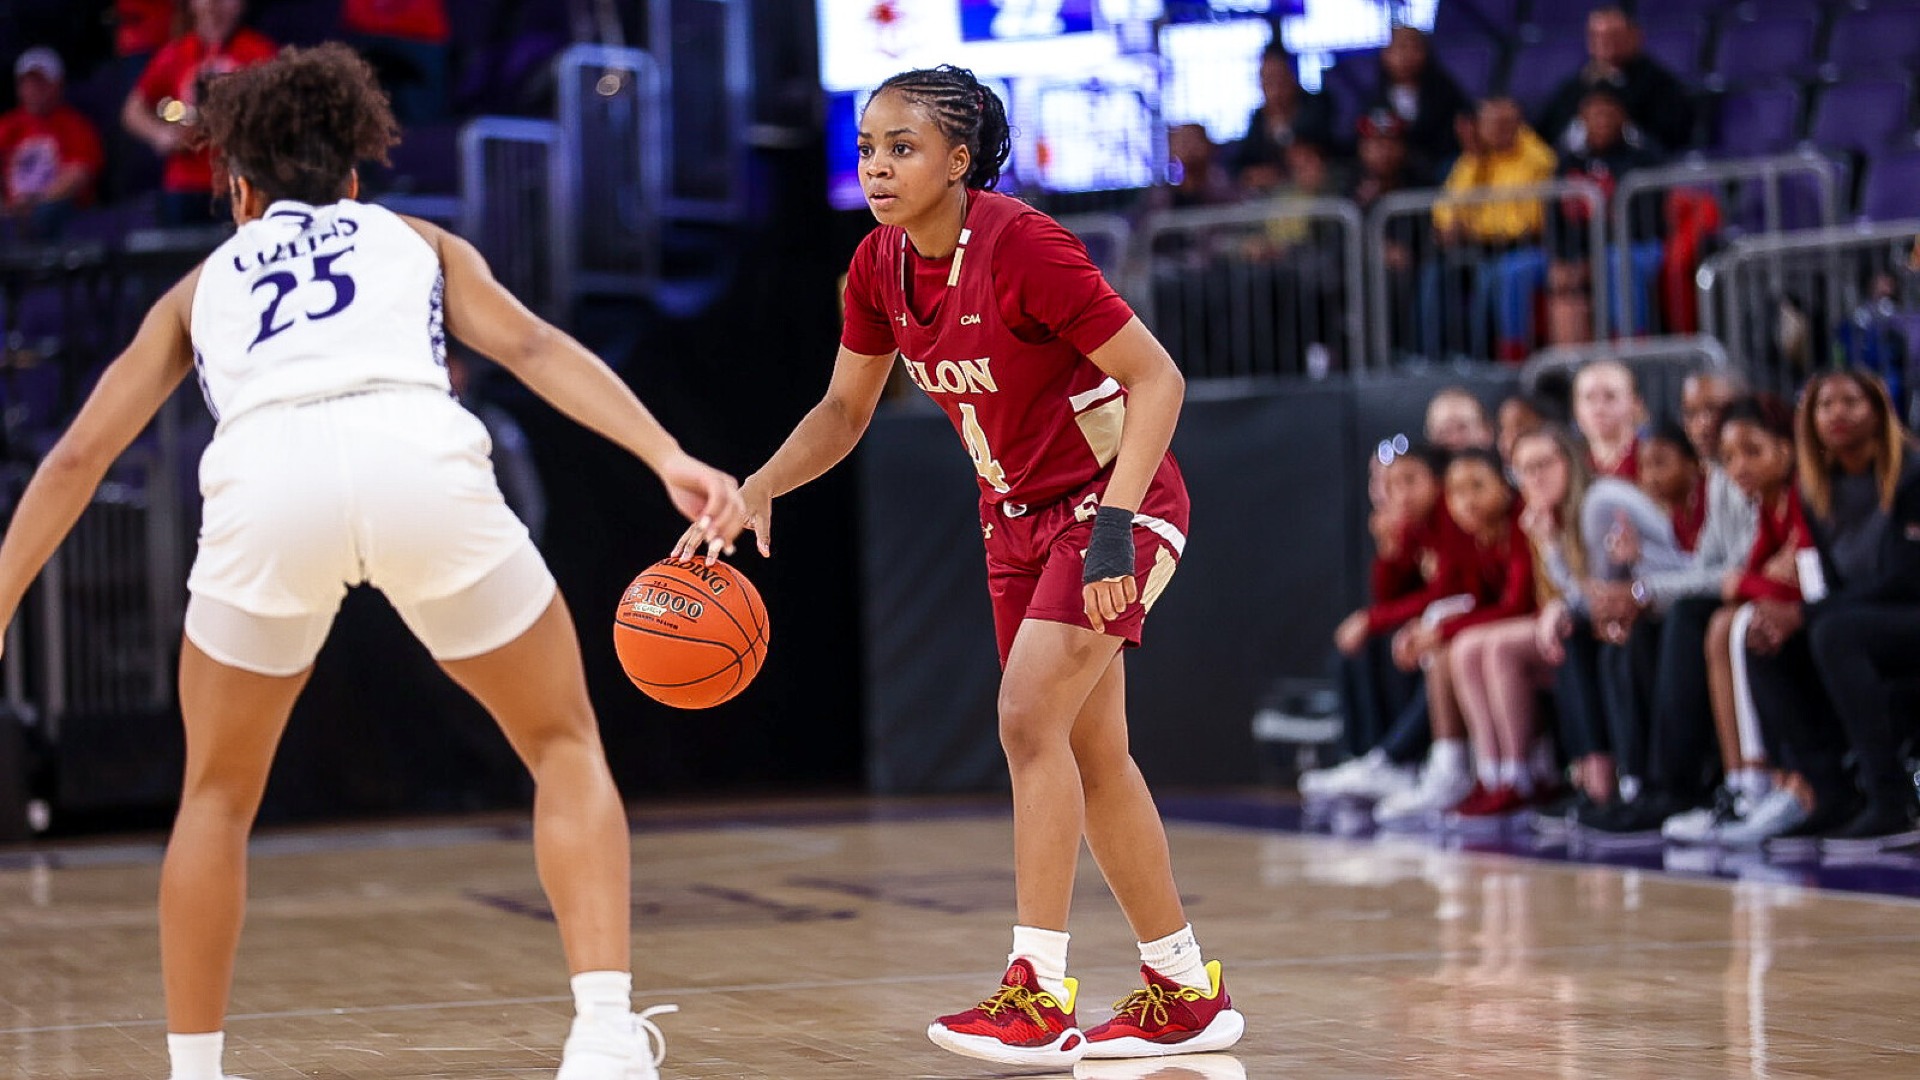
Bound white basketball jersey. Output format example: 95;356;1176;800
190;199;450;423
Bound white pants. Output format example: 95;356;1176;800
184;386;554;675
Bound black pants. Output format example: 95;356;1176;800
1378;680;1433;766
1553;615;1609;760
1333;637;1419;760
1745;632;1850;807
1806;601;1920;807
1598;612;1661;784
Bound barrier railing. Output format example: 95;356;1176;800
1124;197;1364;379
1610;153;1840;339
555;45;663;299
1057;212;1134;282
1697;219;1920;391
460;117;571;322
1520;335;1734;420
1367;178;1608;369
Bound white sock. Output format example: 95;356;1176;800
1499;760;1531;795
1009;925;1072;1004
1475;756;1501;788
1139;923;1211;990
167;1031;223;1080
571;970;632;1020
1731;768;1771;800
1429;739;1468;779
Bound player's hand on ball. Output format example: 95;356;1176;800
659;451;745;564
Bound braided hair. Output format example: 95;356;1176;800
869;65;1011;190
199;43;399;205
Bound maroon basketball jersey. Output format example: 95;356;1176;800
871;191;1135;508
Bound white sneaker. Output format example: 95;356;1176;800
1300;752;1416;801
1709;789;1807;849
556;1004;677;1080
1373;765;1475;827
1662;787;1751;845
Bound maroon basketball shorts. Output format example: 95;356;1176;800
981;457;1190;666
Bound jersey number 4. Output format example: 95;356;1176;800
250;248;358;351
958;402;1010;494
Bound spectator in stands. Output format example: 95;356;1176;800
1578;386;1768;836
1573;358;1641;481
1733;372;1920;846
1495;392;1556;468
1367;25;1471;178
123;0;276;225
1157;123;1237;210
118;0;181;61
1229;42;1335;195
1535;6;1693;155
342;0;451;124
0;48;103;242
1547;87;1667;342
1425;98;1558;362
1310;442;1457;802
1425;385;1495;452
1685;394;1816;846
1836;269;1910;425
1376;449;1539;825
1449;426;1595;817
1351;109;1428;358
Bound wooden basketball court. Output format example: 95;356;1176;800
4;795;1917;1078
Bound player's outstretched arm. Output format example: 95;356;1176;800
0;272;198;642
412;218;746;551
673;345;892;560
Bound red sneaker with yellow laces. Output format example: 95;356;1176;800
1082;961;1245;1059
926;958;1087;1066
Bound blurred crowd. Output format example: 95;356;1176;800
0;0;578;241
1311;363;1920;852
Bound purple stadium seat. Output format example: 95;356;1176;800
1641;0;1726;22
1641;24;1706;84
1714;84;1801;156
248;0;338;47
1859;151;1920;222
1526;0;1601;28
1713;15;1816;85
1734;172;1837;234
1434;0;1522;41
1504;36;1588;116
1807;79;1913;157
1824;10;1920;72
1433;38;1500;101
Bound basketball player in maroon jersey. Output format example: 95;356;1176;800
675;66;1243;1066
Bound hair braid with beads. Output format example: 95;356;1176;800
870;65;1011;190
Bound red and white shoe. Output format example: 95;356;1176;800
926;958;1087;1066
1082;961;1244;1059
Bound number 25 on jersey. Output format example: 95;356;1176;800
250;248;357;351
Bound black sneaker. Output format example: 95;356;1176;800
1582;794;1682;838
1821;801;1920;855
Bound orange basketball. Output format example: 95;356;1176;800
612;557;769;709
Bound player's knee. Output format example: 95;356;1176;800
997;699;1066;767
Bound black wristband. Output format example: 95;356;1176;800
1083;505;1137;585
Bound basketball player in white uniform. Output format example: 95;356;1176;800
0;45;742;1080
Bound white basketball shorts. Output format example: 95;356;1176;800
183;385;555;675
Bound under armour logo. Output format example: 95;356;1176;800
1073;493;1101;523
982;521;994;540
895;312;908;326
1170;941;1193;955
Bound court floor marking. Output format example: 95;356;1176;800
7;923;1920;1038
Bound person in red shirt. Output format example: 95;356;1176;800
0;48;103;241
342;0;450;123
671;65;1241;1067
1573;357;1642;480
117;0;180;60
122;0;276;225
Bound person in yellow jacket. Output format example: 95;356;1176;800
1422;98;1561;361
